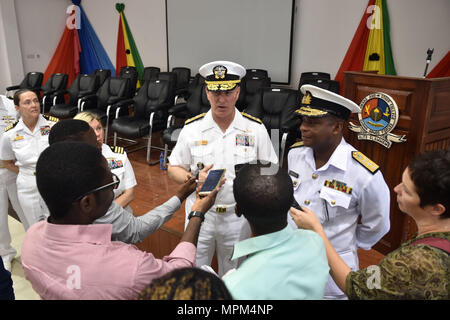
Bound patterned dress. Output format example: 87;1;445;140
346;232;450;299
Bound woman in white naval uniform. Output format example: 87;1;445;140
74;111;136;212
0;89;58;230
0;95;27;271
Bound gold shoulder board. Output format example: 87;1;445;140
185;113;206;125
352;151;379;174
241;112;262;124
289;141;304;149
109;145;124;154
4;121;18;132
43;115;59;122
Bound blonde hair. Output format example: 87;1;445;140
73;111;103;128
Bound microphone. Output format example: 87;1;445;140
191;162;205;180
423;48;434;77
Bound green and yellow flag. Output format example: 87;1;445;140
115;3;143;86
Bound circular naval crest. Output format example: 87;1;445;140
358;92;398;136
348;92;406;148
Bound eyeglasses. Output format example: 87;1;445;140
73;173;120;202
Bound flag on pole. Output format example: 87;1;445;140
115;3;144;86
426;50;450;78
335;0;396;92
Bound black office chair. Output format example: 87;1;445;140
157;72;178;105
142;67;160;84
236;77;271;111
5;72;43;99
118;66;138;99
92;69;111;88
111;79;173;164
78;77;129;142
298;72;331;89
40;73;68;114
299;78;340;94
161;80;211;167
244;87;299;167
245;69;269;80
171;67;191;101
49;74;99;119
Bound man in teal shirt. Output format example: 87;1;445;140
223;162;329;299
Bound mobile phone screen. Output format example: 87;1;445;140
199;169;225;194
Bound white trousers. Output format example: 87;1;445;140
186;208;251;277
0;174;26;261
16;172;49;230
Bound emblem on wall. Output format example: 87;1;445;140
349;92;406;148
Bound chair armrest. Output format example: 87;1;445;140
148;102;173;113
113;98;134;109
281;118;301;132
5;85;20;91
168;103;187;115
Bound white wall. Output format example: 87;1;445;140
8;0;450;89
0;0;24;90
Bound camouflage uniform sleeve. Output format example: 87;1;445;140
345;245;449;300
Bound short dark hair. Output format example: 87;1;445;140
233;162;293;231
408;149;450;219
36;142;106;219
13;89;35;106
137;267;233;300
49;119;91;145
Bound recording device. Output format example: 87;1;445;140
198;169;226;196
292;198;302;210
234;163;248;177
423;48;434;77
191;162;205;180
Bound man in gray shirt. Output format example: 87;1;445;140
48;119;195;244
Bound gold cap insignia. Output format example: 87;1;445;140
302;93;312;105
213;65;227;80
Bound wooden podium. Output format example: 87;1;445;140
342;71;450;255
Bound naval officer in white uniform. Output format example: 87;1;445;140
168;61;278;276
287;85;390;300
0;89;58;230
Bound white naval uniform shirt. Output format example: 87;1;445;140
287;138;390;297
0;95;19;183
101;144;137;211
0;115;57;173
169;109;278;215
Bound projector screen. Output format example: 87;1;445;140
166;0;294;84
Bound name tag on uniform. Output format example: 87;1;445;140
288;170;300;190
194;140;208;146
13;134;24;141
236;134;254;147
107;158;123;169
40;126;51;136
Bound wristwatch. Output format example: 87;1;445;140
188;211;205;222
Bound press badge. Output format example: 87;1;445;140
236;134;254;147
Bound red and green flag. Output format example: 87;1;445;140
335;0;396;92
115;3;144;86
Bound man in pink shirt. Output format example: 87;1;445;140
21;141;219;300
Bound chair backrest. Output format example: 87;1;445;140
20;72;43;89
299;78;340;94
157;72;177;102
184;82;210;117
118;66;138;98
245;88;298;133
67;74;98;105
298;72;331;90
92;69;111;87
171;67;191;91
236;77;271;111
245;69;269;80
96;77;128;110
42;73;68;94
133;79;171;119
142;67;160;83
